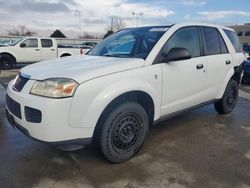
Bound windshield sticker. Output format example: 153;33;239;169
149;28;169;32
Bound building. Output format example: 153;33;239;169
230;24;250;47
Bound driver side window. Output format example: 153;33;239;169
21;39;38;48
162;27;201;58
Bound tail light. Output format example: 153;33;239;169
80;48;83;54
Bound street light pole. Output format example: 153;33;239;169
133;12;143;27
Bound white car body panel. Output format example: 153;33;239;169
161;56;207;115
68;65;162;129
5;23;246;144
21;55;145;82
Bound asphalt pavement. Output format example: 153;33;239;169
0;70;250;188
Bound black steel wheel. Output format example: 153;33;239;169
96;102;149;163
214;79;239;114
112;113;143;153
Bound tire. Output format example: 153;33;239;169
60;54;71;57
214;79;239;114
0;54;15;70
96;102;149;163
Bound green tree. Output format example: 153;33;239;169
50;30;66;38
103;30;114;39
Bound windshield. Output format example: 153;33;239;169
88;27;169;59
9;38;24;46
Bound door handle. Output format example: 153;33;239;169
226;60;231;65
51;49;55;51
196;64;204;70
35;49;40;51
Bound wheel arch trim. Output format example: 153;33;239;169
216;65;242;99
0;52;17;64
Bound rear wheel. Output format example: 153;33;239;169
96;102;149;163
214;79;239;114
60;54;71;57
0;54;15;70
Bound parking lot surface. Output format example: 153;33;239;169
0;70;250;188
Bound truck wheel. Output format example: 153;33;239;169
60;54;71;57
96;102;149;163
0;54;15;70
214;79;239;114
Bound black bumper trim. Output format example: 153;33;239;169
5;109;92;148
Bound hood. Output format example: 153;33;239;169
21;55;145;83
0;45;14;50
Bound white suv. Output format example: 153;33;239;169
6;23;245;163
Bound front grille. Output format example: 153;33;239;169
6;94;22;119
25;106;42;123
13;73;30;92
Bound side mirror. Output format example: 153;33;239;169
20;43;26;48
161;47;191;63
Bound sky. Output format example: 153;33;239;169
0;0;249;38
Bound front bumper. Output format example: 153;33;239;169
5;109;91;149
6;79;93;147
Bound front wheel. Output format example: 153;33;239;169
0;54;15;70
97;102;149;163
214;79;239;114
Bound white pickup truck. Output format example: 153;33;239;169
6;23;245;163
0;37;84;69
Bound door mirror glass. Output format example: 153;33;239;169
161;47;191;62
20;43;26;48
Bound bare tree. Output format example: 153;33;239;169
8;25;36;36
112;17;126;32
80;33;95;39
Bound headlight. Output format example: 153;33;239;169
30;78;78;98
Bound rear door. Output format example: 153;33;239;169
40;39;57;61
201;26;233;99
160;26;207;115
223;29;245;68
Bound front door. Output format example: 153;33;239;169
18;38;41;62
160;26;207;116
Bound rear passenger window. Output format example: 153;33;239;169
203;27;221;55
163;27;201;58
41;39;53;48
223;29;242;53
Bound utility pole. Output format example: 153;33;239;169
133;12;143;27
